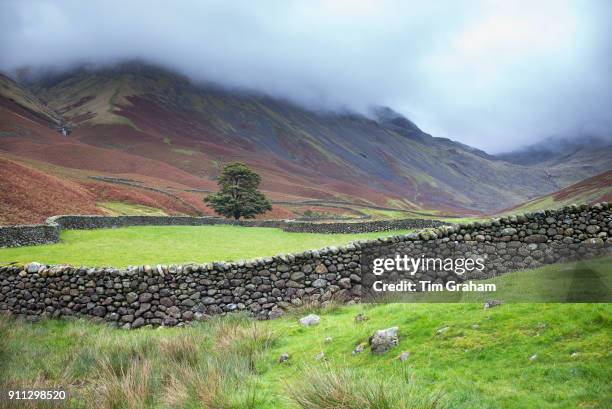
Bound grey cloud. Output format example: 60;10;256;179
1;0;611;153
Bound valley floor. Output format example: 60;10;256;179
1;260;611;409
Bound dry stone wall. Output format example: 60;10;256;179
0;203;610;327
0;215;445;248
282;218;446;233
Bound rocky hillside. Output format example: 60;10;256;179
0;62;610;224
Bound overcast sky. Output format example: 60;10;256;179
1;0;611;153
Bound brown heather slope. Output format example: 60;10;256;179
0;157;101;224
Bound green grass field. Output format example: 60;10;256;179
0;226;411;267
1;259;611;408
97;202;170;216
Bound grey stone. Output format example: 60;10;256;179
484;300;503;309
352;343;366;355
132;317;145;328
26;262;43;273
338;278;351;289
92;306;106;317
290;272;305;281
369;327;399;354
586;225;601;234
299;314;321;326
500;228;518;236
398;351;410;361
139;292;153;303
315;264;328;274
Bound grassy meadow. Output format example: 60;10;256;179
1;299;610;408
0;226;411;267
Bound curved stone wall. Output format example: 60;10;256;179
0;203;610;326
0;215;445;248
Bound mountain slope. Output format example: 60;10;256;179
496;136;612;188
500;170;612;215
1;62;610;224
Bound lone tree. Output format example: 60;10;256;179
204;162;272;220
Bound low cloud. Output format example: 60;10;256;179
1;0;611;152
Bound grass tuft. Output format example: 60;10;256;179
286;366;446;409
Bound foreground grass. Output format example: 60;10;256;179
1;301;610;408
0;226;411;267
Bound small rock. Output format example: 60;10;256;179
132;317;145;329
398;351;410;362
529;354;538;361
500;227;517;236
570;352;579;358
278;352;290;363
126;292;138;303
586;225;600;234
269;308;284;319
484;300;503;309
472;324;480;329
354;313;368;323
352;343;366;355
369;327;399;354
139;292;153;303
92;306;106;317
315;264;328;274
26;262;42;273
299;314;321;326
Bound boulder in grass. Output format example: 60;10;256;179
484;300;503;309
299;314;320;326
369;327;399;354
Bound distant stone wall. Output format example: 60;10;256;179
0;224;59;248
0;215;445;248
47;215;284;230
0;203;610;327
282;218;446;233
